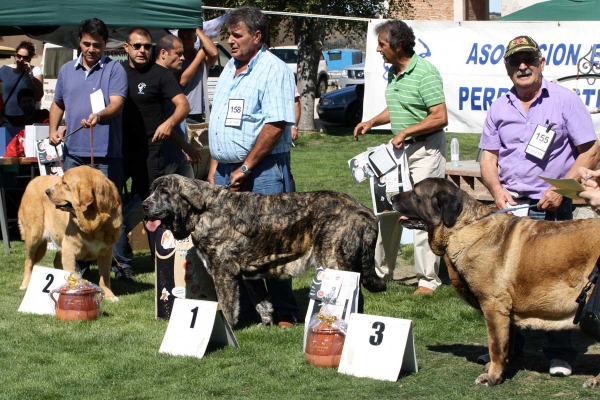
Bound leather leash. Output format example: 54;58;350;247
53;124;95;170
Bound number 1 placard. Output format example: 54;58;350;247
18;266;72;315
338;313;418;381
159;299;238;358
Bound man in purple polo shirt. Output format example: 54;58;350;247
479;35;599;378
49;18;128;191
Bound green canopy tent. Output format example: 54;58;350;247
0;0;202;47
499;0;600;21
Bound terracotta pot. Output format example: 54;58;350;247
305;321;345;368
51;286;104;321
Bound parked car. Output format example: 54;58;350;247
269;45;329;97
337;63;365;88
323;50;363;88
317;84;364;127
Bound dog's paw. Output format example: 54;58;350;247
104;296;119;302
475;373;502;386
583;377;600;388
19;284;28;290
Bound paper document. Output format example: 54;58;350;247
539;176;584;200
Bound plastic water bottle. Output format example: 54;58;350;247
450;136;460;167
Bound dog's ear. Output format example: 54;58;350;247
433;190;463;227
178;177;208;211
77;181;94;212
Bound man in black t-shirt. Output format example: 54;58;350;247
115;27;190;281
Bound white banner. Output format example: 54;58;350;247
364;21;600;133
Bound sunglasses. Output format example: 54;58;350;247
15;54;30;61
128;43;153;50
506;55;539;67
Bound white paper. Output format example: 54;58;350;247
90;89;106;114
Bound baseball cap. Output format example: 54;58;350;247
504;35;540;59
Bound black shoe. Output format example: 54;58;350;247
114;266;136;283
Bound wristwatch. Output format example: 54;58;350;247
240;165;251;175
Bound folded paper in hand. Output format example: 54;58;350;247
539;176;584;200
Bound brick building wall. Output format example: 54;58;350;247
399;0;490;21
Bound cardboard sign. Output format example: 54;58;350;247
303;268;360;351
155;231;217;319
18;266;72;315
159;299;238;358
338;313;418;381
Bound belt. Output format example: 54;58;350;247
404;130;439;144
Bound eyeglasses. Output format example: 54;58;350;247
128;43;153;50
15;54;30;61
505;55;539;67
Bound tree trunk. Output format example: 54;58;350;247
295;18;326;132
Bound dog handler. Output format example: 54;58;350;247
479;35;599;377
207;6;298;327
354;19;448;295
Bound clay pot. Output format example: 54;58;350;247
51;285;104;321
305;321;345;368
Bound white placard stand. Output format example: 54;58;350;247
338;313;418;381
303;268;360;351
159;299;238;358
18;265;72;315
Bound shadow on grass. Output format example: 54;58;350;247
429;329;600;378
82;264;154;297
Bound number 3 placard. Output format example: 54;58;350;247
18;266;72;315
338;313;418;381
159;299;238;358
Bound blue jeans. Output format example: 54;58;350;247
61;155;127;268
214;152;298;320
527;198;577;362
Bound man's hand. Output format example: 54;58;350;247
353;120;373;141
578;166;600;189
152;121;174;142
228;168;247;189
537;187;563;211
49;126;66;146
291;125;299;141
81;113;100;128
391;130;408;150
491;187;517;211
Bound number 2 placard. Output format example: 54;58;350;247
338;313;418;381
18;265;72;315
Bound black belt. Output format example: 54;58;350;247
405;131;439;144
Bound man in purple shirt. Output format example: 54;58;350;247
479;35;599;378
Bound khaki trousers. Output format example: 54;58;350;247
374;131;446;290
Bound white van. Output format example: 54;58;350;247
40;43;77;110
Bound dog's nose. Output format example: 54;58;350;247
45;188;51;196
141;200;149;212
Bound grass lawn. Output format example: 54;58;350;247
1;128;599;399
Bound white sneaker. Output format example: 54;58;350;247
549;359;572;377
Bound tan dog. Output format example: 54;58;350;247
18;166;122;300
391;178;600;388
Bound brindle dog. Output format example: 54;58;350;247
391;178;600;388
142;175;386;327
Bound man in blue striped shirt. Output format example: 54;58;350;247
208;6;298;327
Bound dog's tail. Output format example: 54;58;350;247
359;223;387;293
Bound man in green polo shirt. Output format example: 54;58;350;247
354;19;448;295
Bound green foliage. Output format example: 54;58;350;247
2;130;598;398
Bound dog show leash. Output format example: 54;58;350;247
53;124;95;171
475;204;538;221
